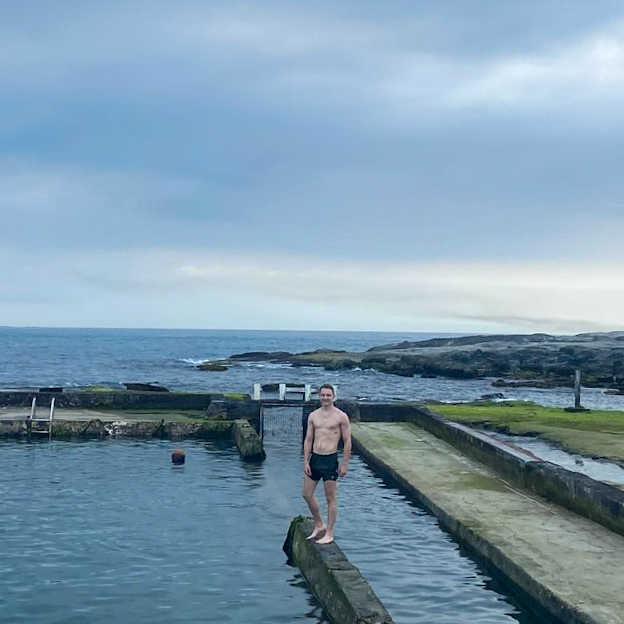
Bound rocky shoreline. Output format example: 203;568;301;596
198;331;624;391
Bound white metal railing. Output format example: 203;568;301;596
28;397;55;437
253;383;337;401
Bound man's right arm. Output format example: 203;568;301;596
303;415;314;476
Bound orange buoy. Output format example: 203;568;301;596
172;449;186;465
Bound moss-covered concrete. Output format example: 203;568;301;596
377;404;624;539
232;419;266;461
431;402;624;464
0;417;233;439
284;516;394;624
0;390;222;410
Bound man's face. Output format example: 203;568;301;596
320;388;334;405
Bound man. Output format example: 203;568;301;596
302;383;351;544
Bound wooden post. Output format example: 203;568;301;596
253;383;261;400
574;369;582;409
304;384;311;402
279;383;286;401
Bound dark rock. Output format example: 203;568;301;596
481;393;505;400
223;331;624;385
123;383;169;392
492;379;568;389
323;358;357;371
228;351;292;362
197;362;229;372
298;349;348;355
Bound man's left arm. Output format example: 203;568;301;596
338;414;351;477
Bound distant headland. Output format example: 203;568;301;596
199;331;624;390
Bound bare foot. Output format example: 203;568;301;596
316;533;334;545
307;525;326;540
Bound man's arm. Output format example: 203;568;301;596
338;414;351;477
303;415;315;477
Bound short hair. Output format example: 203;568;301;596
319;384;335;395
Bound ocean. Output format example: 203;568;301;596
2;327;624;409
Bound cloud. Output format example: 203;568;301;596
2;2;624;330
176;253;624;333
0;162;209;249
449;27;624;112
4;3;624;127
2;247;622;332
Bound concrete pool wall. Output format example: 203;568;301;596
284;516;394;624
352;402;624;540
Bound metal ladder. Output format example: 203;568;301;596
27;397;55;438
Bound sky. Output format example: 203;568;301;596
2;0;624;333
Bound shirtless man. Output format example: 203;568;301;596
302;384;351;545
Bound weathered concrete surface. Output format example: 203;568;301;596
352;422;624;624
410;405;624;539
359;403;624;539
0;409;233;439
0;393;261;430
285;516;393;624
0;408;207;422
232;418;266;461
0;390;223;410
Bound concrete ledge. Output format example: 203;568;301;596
0;390;221;410
0;419;233;439
411;405;624;539
361;403;624;539
232;419;266;461
283;516;394;624
525;461;624;538
352;427;610;624
0;392;262;431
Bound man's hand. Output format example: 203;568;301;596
304;462;312;477
338;463;348;478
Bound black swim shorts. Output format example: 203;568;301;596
309;452;339;482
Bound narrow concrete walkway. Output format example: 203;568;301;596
352;422;624;624
0;408;203;422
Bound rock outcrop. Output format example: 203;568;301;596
201;331;624;388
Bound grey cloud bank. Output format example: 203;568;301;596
1;1;624;331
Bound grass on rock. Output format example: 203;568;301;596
430;401;624;463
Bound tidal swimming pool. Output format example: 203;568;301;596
0;438;551;623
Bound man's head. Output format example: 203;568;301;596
319;384;335;406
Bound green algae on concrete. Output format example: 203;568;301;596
0;416;233;439
431;402;624;464
232;418;265;462
352;421;624;624
284;516;394;624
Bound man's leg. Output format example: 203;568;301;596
316;480;337;544
302;475;326;539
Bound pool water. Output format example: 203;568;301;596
0;438;551;623
478;429;624;486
